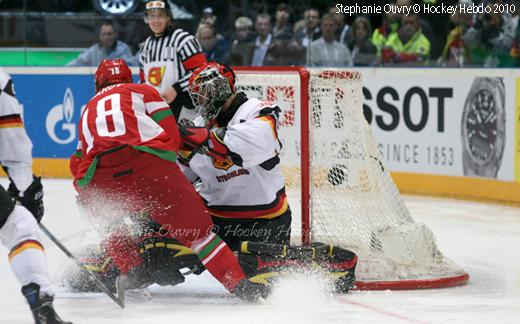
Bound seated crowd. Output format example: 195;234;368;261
68;0;520;68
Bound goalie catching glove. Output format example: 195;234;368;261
178;125;230;162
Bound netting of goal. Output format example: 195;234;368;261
234;66;469;290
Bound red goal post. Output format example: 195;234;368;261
234;66;312;245
233;66;469;290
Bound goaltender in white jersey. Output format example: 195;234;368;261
178;62;291;251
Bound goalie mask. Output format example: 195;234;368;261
95;58;132;93
188;62;236;123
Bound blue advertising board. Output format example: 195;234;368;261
12;74;94;159
10;73;138;159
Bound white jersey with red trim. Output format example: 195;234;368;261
180;95;289;219
0;68;34;191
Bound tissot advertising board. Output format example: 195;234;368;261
361;70;516;181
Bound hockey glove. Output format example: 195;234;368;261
177;149;196;165
178;125;230;161
8;177;44;222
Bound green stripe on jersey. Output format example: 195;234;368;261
76;156;99;188
151;109;173;123
197;235;223;260
133;146;177;163
76;146;176;188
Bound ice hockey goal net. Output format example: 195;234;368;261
233;66;469;290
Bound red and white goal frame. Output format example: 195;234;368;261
233;66;469;290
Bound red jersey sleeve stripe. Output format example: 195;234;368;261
182;53;207;71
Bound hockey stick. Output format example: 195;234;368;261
38;223;125;308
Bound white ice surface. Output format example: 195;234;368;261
1;178;519;324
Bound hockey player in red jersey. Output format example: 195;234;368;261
65;61;357;295
1;68;71;323
70;58;269;301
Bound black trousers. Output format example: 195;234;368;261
211;208;292;251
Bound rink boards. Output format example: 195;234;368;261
1;67;519;204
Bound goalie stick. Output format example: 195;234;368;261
38;223;126;308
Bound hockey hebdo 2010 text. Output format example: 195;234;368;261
335;2;516;17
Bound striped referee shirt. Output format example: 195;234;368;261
139;27;207;98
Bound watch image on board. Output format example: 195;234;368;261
461;77;506;178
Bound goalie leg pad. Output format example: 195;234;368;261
310;242;358;293
139;235;205;285
238;241;358;293
63;244;119;292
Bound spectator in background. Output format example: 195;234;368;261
438;0;473;67
371;6;400;52
395;0;433;45
196;6;226;40
291;7;322;65
250;14;273;66
67;20;137;66
381;14;430;66
229;16;254;66
347;16;377;66
196;24;230;64
463;0;518;66
328;3;349;44
510;1;520;66
273;3;293;41
310;14;353;67
294;7;321;48
199;7;218;28
262;2;296;66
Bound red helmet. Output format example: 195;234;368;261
188;62;236;122
94;58;132;92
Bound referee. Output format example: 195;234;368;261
139;0;207;121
